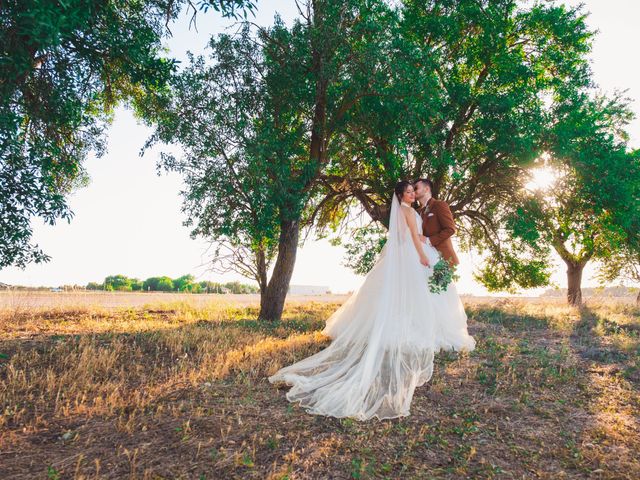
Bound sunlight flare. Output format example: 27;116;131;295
525;156;561;192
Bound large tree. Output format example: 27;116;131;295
141;0;396;320
505;93;640;306
139;26;284;311
314;0;637;299
0;0;255;269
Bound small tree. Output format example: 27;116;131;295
223;281;259;294
156;277;174;292
86;282;104;291
143;276;174;292
199;281;223;294
173;274;197;292
104;274;134;291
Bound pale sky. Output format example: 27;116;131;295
1;1;638;294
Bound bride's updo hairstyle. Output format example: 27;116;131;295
394;180;412;203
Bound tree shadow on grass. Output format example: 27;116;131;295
466;305;553;330
571;306;635;374
0;316;335;479
461;302;640;479
3;304;640;479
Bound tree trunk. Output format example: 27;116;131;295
256;247;268;293
636;288;640;306
566;261;585;307
256;248;268;310
257;1;329;321
258;219;300;321
553;236;593;307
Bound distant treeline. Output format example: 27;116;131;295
86;275;259;294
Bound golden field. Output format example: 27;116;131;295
0;292;638;479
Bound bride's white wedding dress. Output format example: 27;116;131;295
268;196;475;420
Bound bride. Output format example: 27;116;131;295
269;181;475;420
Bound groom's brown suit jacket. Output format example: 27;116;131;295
418;197;459;266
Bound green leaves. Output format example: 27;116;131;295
429;258;460;294
338;224;388;276
140;25;283;287
1;0;255;269
317;0;637;295
474;249;552;293
140;1;402;304
1;0;166;267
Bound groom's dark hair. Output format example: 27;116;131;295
414;178;434;194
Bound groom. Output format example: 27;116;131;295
413;178;459;266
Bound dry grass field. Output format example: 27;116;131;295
0;291;352;310
0;293;638;479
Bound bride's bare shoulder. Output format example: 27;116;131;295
400;204;413;214
399;204;415;222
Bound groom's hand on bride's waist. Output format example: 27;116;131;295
419;235;432;246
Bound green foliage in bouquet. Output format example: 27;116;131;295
429;258;459;294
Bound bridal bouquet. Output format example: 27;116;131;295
428;257;459;294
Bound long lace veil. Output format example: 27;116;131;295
270;189;439;420
268;187;475;420
377;193;409;266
